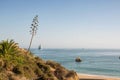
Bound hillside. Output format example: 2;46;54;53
0;40;79;80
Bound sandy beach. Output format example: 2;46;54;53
78;73;120;80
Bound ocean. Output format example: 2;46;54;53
31;49;120;77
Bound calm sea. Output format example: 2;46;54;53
31;49;120;77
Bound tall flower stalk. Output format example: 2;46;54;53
28;15;39;51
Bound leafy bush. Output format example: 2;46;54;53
46;60;61;69
0;39;20;56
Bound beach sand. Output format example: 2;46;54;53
78;73;120;80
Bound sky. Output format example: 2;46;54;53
0;0;120;49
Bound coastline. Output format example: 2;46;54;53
77;73;120;80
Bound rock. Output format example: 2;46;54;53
46;60;79;80
65;71;79;80
0;59;4;67
10;75;28;80
75;57;82;62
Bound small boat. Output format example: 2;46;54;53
38;45;41;50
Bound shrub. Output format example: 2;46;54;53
46;60;61;69
0;39;20;56
37;62;50;73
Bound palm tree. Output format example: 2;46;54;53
28;15;39;51
0;39;20;56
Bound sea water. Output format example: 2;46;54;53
31;49;120;77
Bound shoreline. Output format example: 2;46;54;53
77;73;120;80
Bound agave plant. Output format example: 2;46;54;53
0;39;20;56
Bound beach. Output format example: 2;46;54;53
78;73;120;80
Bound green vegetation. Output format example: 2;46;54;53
0;39;20;56
0;39;79;80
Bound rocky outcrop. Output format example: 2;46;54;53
75;57;82;62
46;60;79;80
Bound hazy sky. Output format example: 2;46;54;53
0;0;120;49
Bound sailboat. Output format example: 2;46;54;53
38;45;41;50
